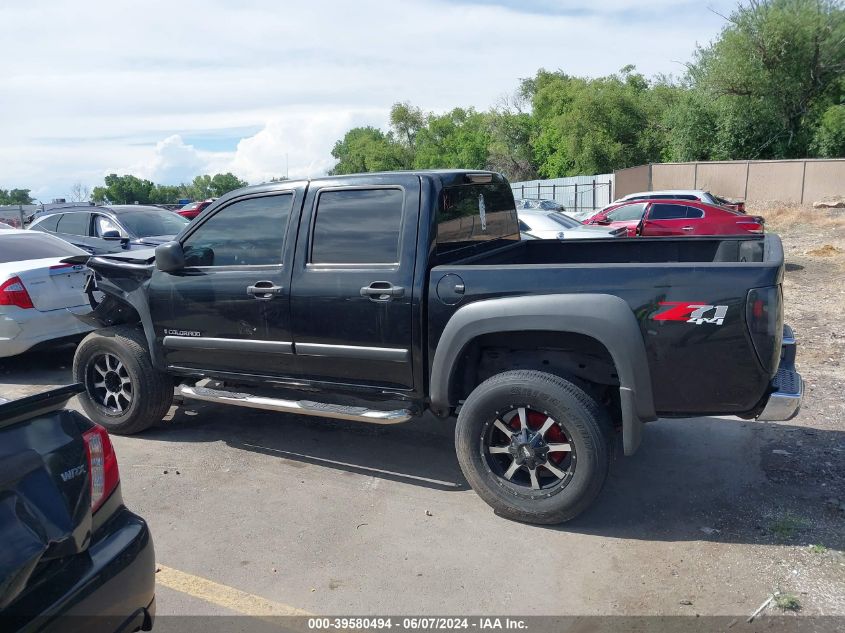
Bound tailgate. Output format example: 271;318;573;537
13;259;88;312
0;386;92;609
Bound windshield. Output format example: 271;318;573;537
0;232;86;263
119;209;189;238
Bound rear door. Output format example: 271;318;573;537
54;212;100;253
148;187;301;375
289;177;420;389
641;203;706;236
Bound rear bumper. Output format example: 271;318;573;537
757;325;803;422
2;507;156;633
0;307;92;358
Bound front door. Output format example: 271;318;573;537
289;177;420;390
148;187;301;376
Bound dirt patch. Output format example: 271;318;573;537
806;244;844;257
739;203;845;614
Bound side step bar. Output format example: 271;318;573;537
179;385;414;424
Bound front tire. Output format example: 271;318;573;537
455;370;612;524
73;325;173;435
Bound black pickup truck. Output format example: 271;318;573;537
66;170;802;524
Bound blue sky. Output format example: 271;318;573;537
0;0;735;201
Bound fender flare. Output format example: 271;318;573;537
429;294;657;455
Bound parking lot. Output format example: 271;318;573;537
1;210;843;620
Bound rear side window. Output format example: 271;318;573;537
311;188;403;264
182;194;293;267
650;204;688;220
0;233;85;263
32;214;61;232
606;203;646;222
56;212;91;236
437;183;519;255
686;206;704;219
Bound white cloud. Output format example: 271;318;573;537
0;0;736;199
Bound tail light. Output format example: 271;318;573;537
746;286;783;374
736;217;765;233
82;424;120;512
0;276;34;309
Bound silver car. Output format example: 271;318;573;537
518;208;626;240
0;231;93;358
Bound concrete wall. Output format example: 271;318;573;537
614;159;845;203
613;165;650;199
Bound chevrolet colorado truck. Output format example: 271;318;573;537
66;170;802;524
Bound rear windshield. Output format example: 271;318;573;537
0;233;85;263
119;209;188;238
436;183;519;257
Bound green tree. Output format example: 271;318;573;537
0;188;35;204
689;0;845;158
413;108;490;170
811;104;845;157
329;127;406;175
91;174;156;204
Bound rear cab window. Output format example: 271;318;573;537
436;182;519;259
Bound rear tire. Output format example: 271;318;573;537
455;370;612;524
73;325;173;435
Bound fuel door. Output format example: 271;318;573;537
436;273;465;306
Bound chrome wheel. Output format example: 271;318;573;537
483;406;576;493
88;353;133;413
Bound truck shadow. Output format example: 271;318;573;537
150;404;843;547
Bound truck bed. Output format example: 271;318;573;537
451;234;771;266
429;234;783;416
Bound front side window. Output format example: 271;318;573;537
606;203;646;222
56;212;91;236
311;188;403;264
182;194;293;267
95;215;123;237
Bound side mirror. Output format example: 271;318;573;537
595;218;611;225
102;230;122;239
155;241;185;272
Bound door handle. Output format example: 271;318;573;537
247;280;284;300
681;226;694;231
360;281;404;301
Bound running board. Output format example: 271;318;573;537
179;385;413;424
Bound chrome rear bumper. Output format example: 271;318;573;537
757;325;803;422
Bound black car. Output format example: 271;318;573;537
0;385;155;633
29;206;188;255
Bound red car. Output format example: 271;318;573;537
585;199;764;237
176;199;215;220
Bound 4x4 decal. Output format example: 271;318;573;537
653;301;728;326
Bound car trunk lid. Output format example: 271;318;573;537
0;386;92;609
8;259;88;312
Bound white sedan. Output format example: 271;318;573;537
518;208;626;240
0;230;94;358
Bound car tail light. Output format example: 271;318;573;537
0;276;34;309
82;424;120;512
736;217;764;233
746;286;783;374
